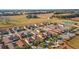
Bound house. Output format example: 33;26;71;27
16;40;24;48
2;36;12;44
6;43;14;49
0;44;3;49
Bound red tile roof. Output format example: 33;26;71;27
16;40;24;47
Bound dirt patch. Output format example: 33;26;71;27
70;17;79;22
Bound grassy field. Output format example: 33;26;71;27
0;13;62;28
68;35;79;48
0;13;79;28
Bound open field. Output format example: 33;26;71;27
68;35;79;48
70;17;79;22
0;13;79;28
0;13;53;28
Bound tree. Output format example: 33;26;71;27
24;43;32;49
15;46;21;49
26;14;39;19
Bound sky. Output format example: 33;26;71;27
0;0;79;9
